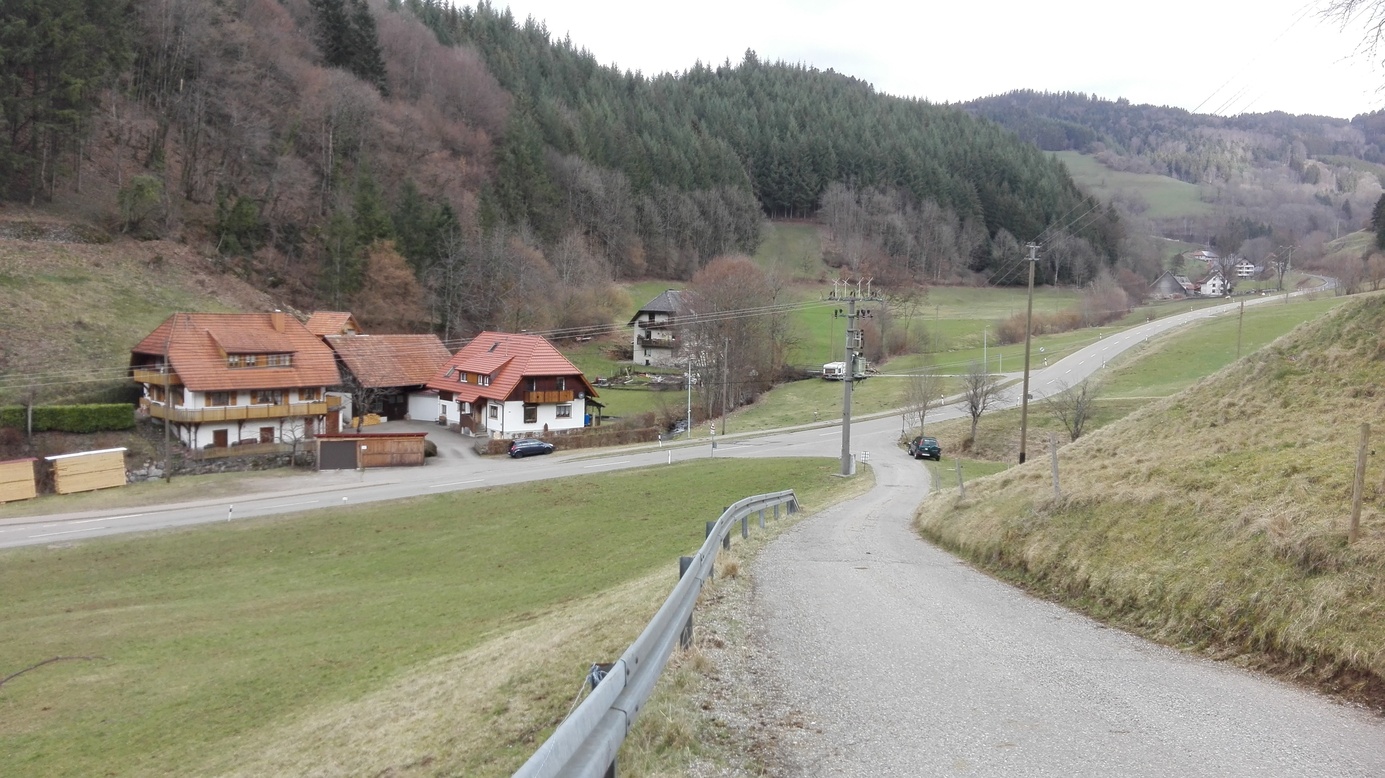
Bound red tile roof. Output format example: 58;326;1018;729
426;331;597;404
305;311;362;337
131;313;340;392
325;334;453;388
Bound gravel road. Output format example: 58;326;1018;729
734;450;1385;777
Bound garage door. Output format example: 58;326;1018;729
319;440;358;470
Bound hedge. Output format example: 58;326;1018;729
0;404;136;433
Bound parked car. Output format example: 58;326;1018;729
508;438;555;458
907;435;941;461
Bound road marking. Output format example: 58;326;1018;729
76;515;136;524
30;527;101;538
270;500;320;509
584;460;630;468
429;479;486;488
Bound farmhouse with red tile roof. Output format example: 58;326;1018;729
130;312;342;450
426;331;599;438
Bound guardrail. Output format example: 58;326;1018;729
513;489;799;778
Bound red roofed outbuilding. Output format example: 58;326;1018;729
426;331;599;438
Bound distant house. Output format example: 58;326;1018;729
1234;259;1257;278
426;331;599;438
323;333;452;423
1198;268;1230;296
628;289;685;368
305;311;363;337
1150;271;1194;300
130;312;342;449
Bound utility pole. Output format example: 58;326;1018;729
163;314;176;484
720;337;730;436
1018;243;1040;464
832;278;881;476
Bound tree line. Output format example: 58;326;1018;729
3;0;1121;339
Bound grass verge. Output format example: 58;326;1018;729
0;457;860;777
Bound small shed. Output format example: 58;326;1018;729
45;448;127;495
315;432;428;470
0;457;38;503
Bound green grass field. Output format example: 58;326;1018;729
1053;151;1215;220
0;458;860;777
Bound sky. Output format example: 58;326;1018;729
498;0;1384;119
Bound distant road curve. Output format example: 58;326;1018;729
0;285;1331;550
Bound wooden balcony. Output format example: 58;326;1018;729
524;390;575;404
145;400;330;424
636;335;677;349
132;367;182;386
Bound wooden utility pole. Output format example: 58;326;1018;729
1350;423;1369;544
1236;301;1244;359
1018;243;1040;464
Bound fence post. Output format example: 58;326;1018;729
1350;422;1369;544
678;556;694;649
956;458;965;498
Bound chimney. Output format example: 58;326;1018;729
271;310;285;332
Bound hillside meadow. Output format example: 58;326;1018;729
913;293;1385;706
0;457;864;777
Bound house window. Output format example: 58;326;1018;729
479;373;491;387
244;354;259;367
267;353;292;367
528;378;538;392
488;404;499;419
299;387;321;401
227;354;242;368
208;391;236;407
459;401;471;414
557;377;566;391
523;404;538;424
459;371;468;383
252;389;284;405
556;404;572;419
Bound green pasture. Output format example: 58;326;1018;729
754;221;825;281
0;458;855;777
1053;151;1214;220
1101;295;1350;399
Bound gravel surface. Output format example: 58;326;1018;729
695;448;1385;777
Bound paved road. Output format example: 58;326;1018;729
0;288;1323;550
750;444;1385;776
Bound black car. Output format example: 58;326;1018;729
508;438;555;458
907;435;941;461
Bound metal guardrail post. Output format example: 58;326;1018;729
741;515;748;539
758;508;765;529
678;556;694;649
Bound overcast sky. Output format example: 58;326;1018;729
498;0;1383;119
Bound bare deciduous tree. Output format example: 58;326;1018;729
1043;378;1102;442
961;360;1005;443
903;370;946;435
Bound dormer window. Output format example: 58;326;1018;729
227;353;291;368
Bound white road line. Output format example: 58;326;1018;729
428;479;486;488
30;527;101;538
270;500;320;509
584;460;630;468
75;515;135;524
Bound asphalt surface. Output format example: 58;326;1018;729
749;431;1385;777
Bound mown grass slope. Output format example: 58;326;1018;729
915;293;1385;704
0;457;860;777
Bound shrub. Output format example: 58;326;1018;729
0;404;135;433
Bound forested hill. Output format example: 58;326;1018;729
963;89;1385;185
3;1;1114;338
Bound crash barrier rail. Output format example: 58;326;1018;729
513;489;800;778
